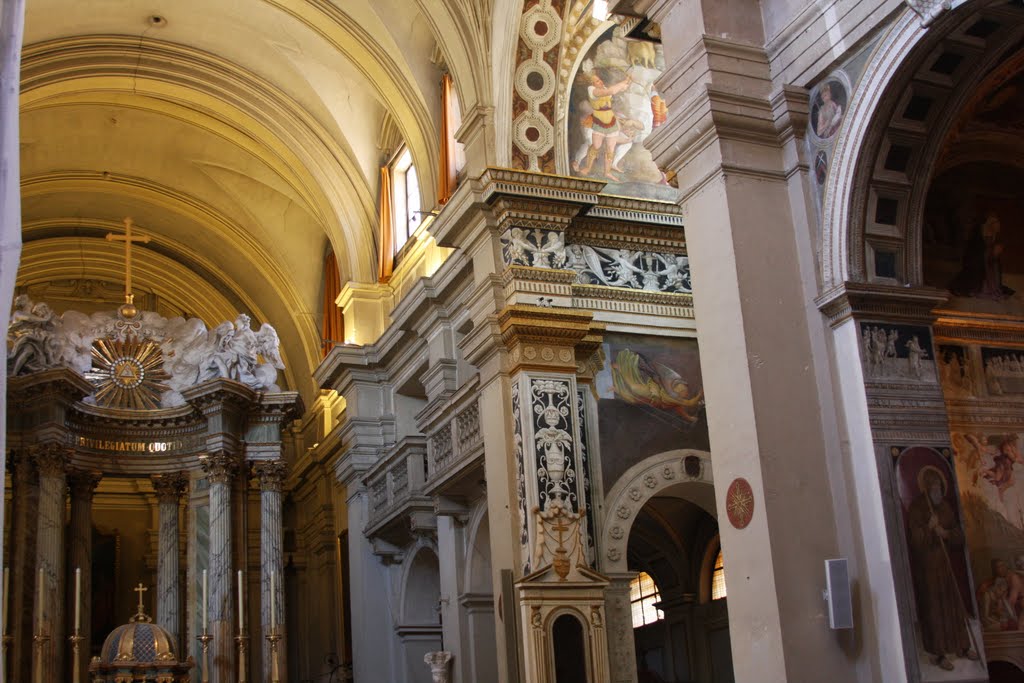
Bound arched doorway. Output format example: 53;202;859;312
600;450;733;683
627;498;732;683
399;545;442;683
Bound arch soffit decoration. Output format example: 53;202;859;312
600;449;714;575
821;0;1024;292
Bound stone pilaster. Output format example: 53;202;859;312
7;450;38;683
256;460;287;683
201;452;238;683
152;472;188;652
32;443;69;683
67;469;101;683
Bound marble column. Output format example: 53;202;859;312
152;472;188;652
8;450;38;683
32;443;69;683
256;460;287;683
67;469;101;683
201;452;237;683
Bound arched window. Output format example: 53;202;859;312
629;571;664;628
392;147;421;253
711;548;727;600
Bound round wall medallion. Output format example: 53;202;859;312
726;478;755;529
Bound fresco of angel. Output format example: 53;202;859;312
610;348;704;423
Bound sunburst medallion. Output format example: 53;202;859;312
86;336;170;410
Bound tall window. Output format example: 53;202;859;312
630;571;664;628
392;147;421;252
711;548;727;600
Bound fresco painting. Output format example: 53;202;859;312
594;334;708;494
568;27;674;199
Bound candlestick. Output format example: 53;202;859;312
270;571;276;631
202;569;208;632
197;633;213;683
74;567;81;631
235;630;248;683
69;630;83;683
266;631;283;683
237;570;244;631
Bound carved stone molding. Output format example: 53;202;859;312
199;451;239;485
68;470;103;499
905;0;951;27
816;282;948;327
254;460;287;492
150;471;188;502
600;450;713;574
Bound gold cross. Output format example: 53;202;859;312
133;582;148;614
106;218;151;306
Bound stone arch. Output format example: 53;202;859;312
599;449;713;574
399;541;442;625
820;0;1024;290
464;503;493;594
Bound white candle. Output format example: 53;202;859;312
202;569;208;632
74;567;81;631
237;570;244;631
270;571;276;631
38;568;44;620
3;566;9;634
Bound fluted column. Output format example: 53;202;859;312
201;452;237;683
67;469;101;683
256;460;287;683
32;443;69;683
8;450;38;683
152;472;188;653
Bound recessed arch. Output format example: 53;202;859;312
600;449;714;575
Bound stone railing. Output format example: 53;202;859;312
363;436;429;536
426;397;484;486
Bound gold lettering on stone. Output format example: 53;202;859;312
77;436;184;453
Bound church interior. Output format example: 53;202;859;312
4;0;1024;682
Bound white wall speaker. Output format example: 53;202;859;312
824;558;853;630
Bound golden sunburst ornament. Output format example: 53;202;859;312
86;336;170;410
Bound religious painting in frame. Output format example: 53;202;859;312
593;333;708;494
894;446;984;679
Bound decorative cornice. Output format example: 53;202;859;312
8;367;95;403
567;219;686;252
932;311;1024;346
815;282;949;327
182;378;257;414
498;305;595;349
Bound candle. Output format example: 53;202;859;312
38;568;44;620
3;566;9;634
202;569;208;632
74;567;81;631
270;571;276;631
237;570;244;631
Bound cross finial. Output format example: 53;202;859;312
134;582;148;615
106;217;151;318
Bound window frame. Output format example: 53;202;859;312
390;147;422;254
629;571;665;629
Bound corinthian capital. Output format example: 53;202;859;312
68;470;103;499
254;460;287;492
32;443;71;478
199;451;238;485
151;471;189;502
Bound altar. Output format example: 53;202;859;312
4;222;301;683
